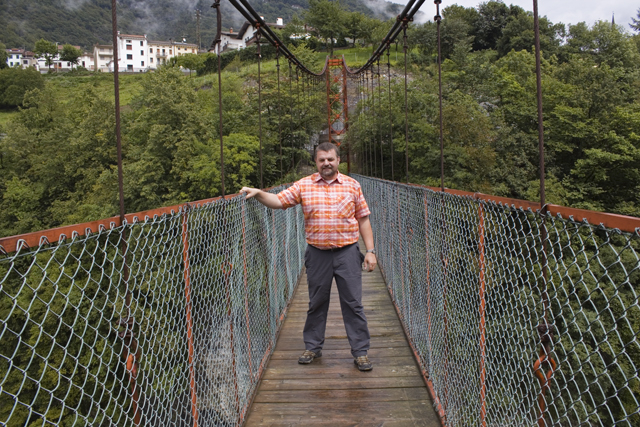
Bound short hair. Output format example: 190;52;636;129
315;142;339;160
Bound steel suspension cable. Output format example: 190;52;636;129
256;29;264;189
403;22;410;184
533;0;554;424
371;67;377;177
110;0;139;423
289;61;294;170
276;46;283;182
387;44;394;182
296;67;301;162
212;0;226;198
377;58;383;179
435;0;444;191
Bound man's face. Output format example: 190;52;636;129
315;149;340;180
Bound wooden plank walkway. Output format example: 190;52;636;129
245;242;441;426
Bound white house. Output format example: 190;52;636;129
6;49;24;68
213;17;284;54
78;52;94;70
147;40;171;69
115;33;148;72
147;38;197;70
94;44;114;72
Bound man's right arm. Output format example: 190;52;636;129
240;187;284;210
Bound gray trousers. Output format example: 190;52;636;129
303;243;370;357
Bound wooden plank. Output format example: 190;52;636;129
257;376;428;391
253;387;430;403
245;401;439;426
245;240;441;427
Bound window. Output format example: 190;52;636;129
140;50;143;55
169;49;172;54
9;62;13;66
126;44;132;50
140;41;143;46
127;64;133;70
127;54;133;60
141;61;144;66
162;49;165;54
82;61;85;67
150;57;153;63
150;48;153;53
67;62;71;66
23;60;28;64
126;40;131;43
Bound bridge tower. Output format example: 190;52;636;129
325;56;349;167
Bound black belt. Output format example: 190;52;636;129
312;242;357;252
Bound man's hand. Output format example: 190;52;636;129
240;187;261;199
363;252;377;272
239;187;284;209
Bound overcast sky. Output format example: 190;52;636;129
391;0;639;30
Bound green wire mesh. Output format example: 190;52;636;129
355;175;640;427
0;186;306;426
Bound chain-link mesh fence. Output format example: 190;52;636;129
355;174;640;427
0;186;306;427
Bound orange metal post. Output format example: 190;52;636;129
534;346;557;427
478;204;487;426
181;207;199;427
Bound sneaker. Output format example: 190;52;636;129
354;355;373;371
298;350;321;364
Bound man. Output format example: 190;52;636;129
240;142;377;371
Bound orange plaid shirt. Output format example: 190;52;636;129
277;172;370;249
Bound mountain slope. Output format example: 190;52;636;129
0;0;405;51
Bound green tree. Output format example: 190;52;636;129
344;12;367;47
630;8;640;32
59;44;82;69
175;53;204;76
0;67;45;108
305;0;345;55
496;11;564;58
472;0;511;51
281;14;306;41
34;38;58;70
0;42;8;69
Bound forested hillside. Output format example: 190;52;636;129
0;0;402;51
1;1;640;241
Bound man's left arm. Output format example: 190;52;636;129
357;215;377;272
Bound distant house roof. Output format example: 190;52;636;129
119;34;146;39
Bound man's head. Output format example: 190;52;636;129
314;142;340;181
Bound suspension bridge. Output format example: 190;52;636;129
1;0;640;426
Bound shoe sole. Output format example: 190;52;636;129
354;360;373;371
298;352;321;364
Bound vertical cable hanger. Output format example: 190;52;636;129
402;20;410;184
212;0;226;198
276;45;283;182
296;66;301;166
256;28;264;189
435;0;444;192
387;43;394;182
371;65;377;177
377;57;383;179
289;61;294;170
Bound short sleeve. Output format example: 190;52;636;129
277;181;302;209
354;184;370;219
